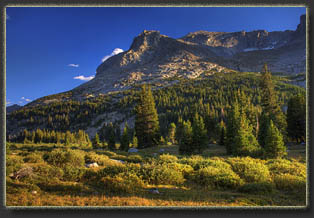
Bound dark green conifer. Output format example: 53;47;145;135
260;63;287;137
179;120;193;155
234;113;261;156
107;123;116;150
225;102;241;154
120;124;130;151
287;94;306;143
192;113;208;154
168;122;176;145
135;84;160;148
264;120;286;158
92;133;101;149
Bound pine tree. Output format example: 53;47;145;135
260;63;287;137
168;122;176;145
287;94;306;143
65;130;72;146
233;113;261;157
120;124;130;151
92;133;101;149
258;111;272;148
132;134;138;148
204;104;217;143
175;117;184;145
192;113;208;154
107;123;116;150
218;121;226;146
135;84;160;148
264;120;286;158
179;120;193;155
23;129;30;144
225;102;241;154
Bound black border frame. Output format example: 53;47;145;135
0;0;312;217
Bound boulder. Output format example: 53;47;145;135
110;159;125;164
11;167;33;180
128;148;139;153
149;188;160;194
159;148;165;153
85;162;99;168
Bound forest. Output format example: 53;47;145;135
6;65;307;207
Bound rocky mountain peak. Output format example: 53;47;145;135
130;30;162;51
295;14;306;36
70;14;305;98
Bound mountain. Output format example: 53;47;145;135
7;15;306;138
6;104;22;114
71;14;305;97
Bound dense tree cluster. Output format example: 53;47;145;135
13;129;91;148
7;66;306;159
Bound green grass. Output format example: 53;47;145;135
6;142;307;207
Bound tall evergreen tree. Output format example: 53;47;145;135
179;120;193;155
175;117;184;145
225;101;241;154
107;122;116;150
264;120;286;158
234;113;261;157
258;111;270;148
168;122;176;145
135;84;160;148
120;124;130;151
65;130;72;146
92;133;101;149
287;94;306;143
218;121;226;146
259;63;287;137
192;113;208;154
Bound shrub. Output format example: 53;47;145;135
194;166;244;189
140;162;185;185
44;149;85;168
97;164;127;178
266;159;306;178
227;157;271;183
166;162;194;178
32;163;64;181
6;156;24;176
180;156;231;171
238;182;274;194
99;150;117;157
84;152;110;166
273;173;306;192
98;172;144;194
62;165;86;182
126;154;143;163
82;168;99;183
158;154;178;163
23;153;44;163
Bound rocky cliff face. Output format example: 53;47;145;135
71;14;306;96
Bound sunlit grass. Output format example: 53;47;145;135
6;142;306;207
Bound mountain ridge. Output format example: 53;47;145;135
72;14;305;97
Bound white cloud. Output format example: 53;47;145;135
68;64;79;68
101;48;124;62
6;101;12;105
74;75;95;81
21;97;25;100
18;101;23;104
25;99;31;102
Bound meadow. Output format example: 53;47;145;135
5;142;307;207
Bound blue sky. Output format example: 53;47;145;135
6;7;306;106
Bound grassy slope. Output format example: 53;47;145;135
6;142;306;207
